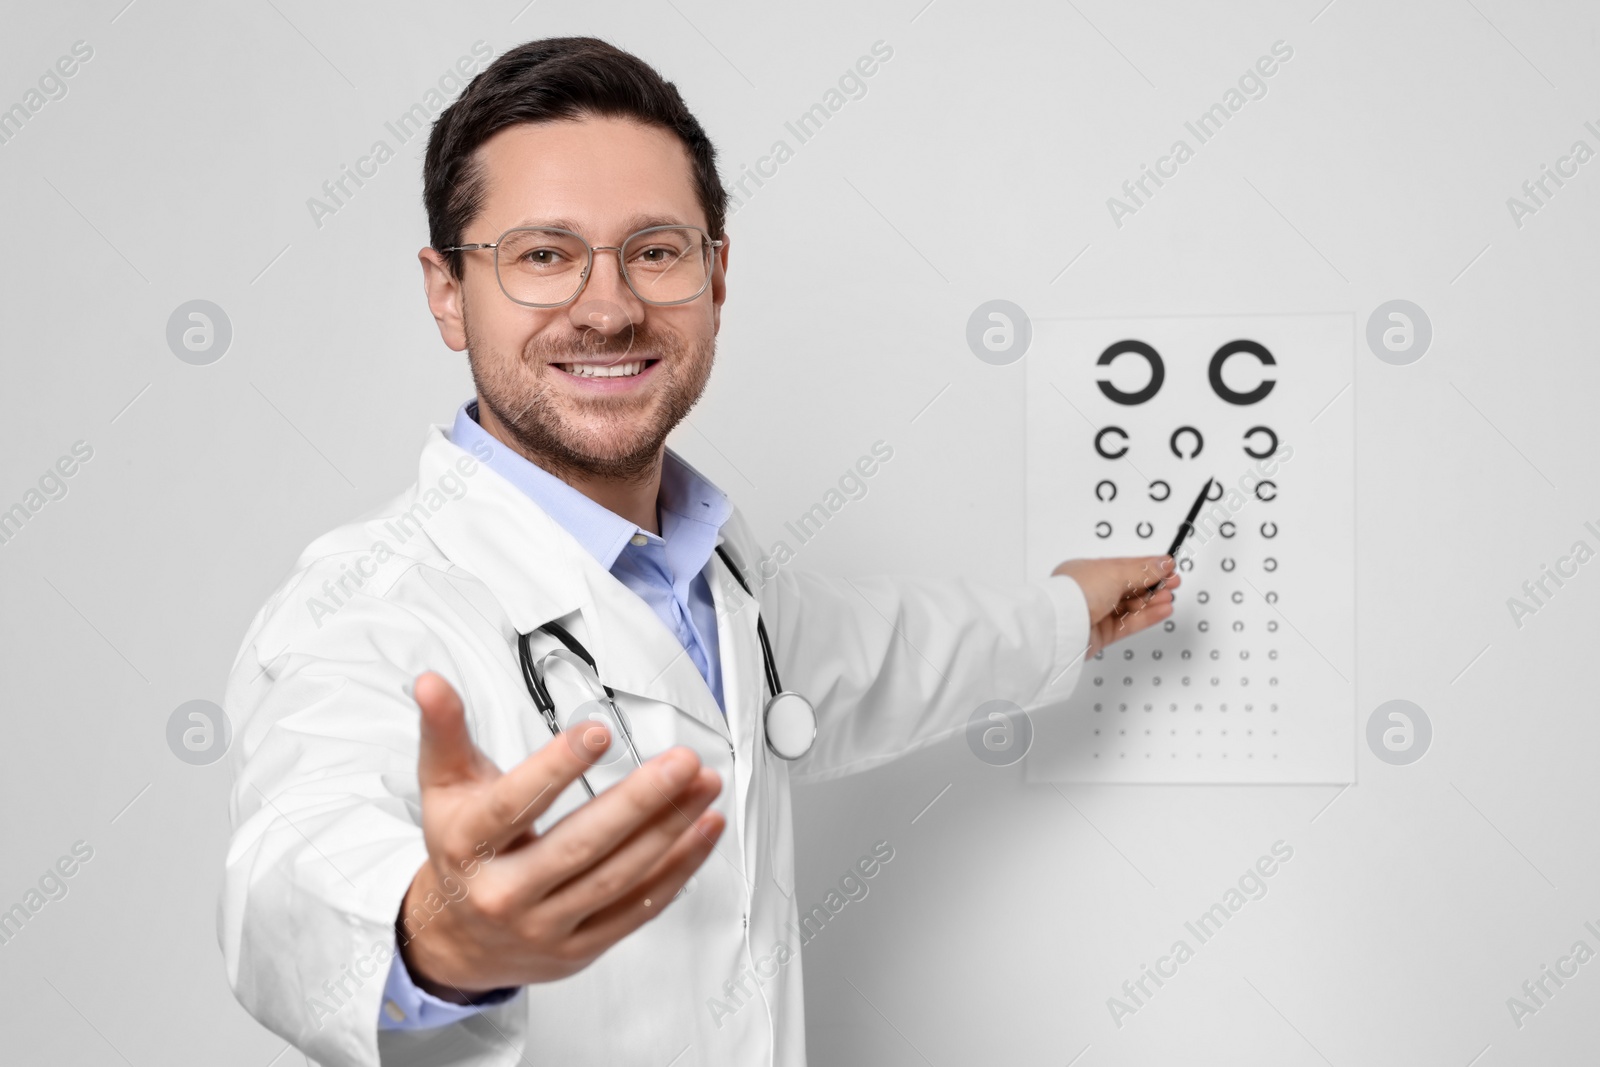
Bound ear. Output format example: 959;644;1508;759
710;230;730;336
419;246;468;352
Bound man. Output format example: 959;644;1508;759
218;36;1178;1067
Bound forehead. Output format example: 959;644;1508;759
471;115;706;239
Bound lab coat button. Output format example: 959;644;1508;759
382;1000;406;1023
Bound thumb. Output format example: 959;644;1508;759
413;670;485;789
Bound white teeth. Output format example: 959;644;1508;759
560;361;646;378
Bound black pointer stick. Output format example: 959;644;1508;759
1146;477;1214;592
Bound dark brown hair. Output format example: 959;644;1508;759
423;36;728;279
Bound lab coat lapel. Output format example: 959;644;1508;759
417;425;731;743
708;539;766;836
580;567;732;745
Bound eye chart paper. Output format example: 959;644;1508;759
1023;315;1354;785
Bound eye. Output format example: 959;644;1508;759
520;246;567;266
632;244;680;264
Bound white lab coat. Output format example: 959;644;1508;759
217;423;1089;1067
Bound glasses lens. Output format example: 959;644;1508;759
538;649;638;769
495;229;589;306
622;227;712;305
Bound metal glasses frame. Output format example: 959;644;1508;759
440;223;725;309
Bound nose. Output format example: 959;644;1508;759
567;246;644;355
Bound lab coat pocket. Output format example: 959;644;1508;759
529;691;686;831
613;690;733;765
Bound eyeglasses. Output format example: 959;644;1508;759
441;224;724;308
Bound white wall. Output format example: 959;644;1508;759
1;0;1596;1063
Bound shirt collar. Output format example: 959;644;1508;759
447;399;731;570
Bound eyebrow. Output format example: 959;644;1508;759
507;214;696;238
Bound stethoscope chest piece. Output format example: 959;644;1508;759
764;691;816;760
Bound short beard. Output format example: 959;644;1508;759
465;310;714;486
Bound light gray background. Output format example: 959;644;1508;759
1;0;1596;1064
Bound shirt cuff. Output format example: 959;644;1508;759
1031;574;1092;708
376;951;522;1030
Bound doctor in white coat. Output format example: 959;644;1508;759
217;36;1179;1067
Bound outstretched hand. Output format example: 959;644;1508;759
397;671;726;1002
1052;554;1181;659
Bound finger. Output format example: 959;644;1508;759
1130;579;1177;603
1128;555;1176;590
1107;580;1172;615
455;722;623;854
1140;572;1183;595
1087;557;1176;613
534;767;723;926
1108;599;1173;643
415;671;490;790
500;746;712;903
1106;587;1169;626
565;808;727;958
1126;588;1173;612
1127;576;1182;607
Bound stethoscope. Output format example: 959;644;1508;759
517;545;816;797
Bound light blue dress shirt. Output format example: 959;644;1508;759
378;399;733;1031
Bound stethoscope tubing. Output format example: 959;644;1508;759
715;545;788;697
515;544;813;777
517;621;640;798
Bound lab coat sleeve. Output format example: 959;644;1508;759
215;559;524;1066
723;512;1091;784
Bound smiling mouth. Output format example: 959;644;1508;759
554;359;659;379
